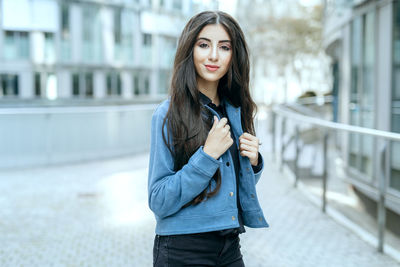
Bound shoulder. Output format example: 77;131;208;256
152;98;171;120
151;98;172;142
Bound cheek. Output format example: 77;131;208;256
193;47;208;63
221;53;232;68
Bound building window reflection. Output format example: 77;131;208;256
72;72;94;97
349;11;375;179
173;0;182;11
107;72;122;96
160;36;177;67
133;73;140;96
142;33;152;65
158;70;170;95
60;2;71;61
82;4;102;63
3;31;29;60
32;72;58;100
72;73;80;96
391;2;400;192
0;0;199;100
44;32;56;63
115;9;134;63
0;74;19;97
35;73;41;97
132;71;151;95
144;76;150;94
349;16;362;171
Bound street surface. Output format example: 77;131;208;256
0;120;399;266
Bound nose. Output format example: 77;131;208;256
209;44;218;62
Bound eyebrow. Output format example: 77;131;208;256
197;37;231;43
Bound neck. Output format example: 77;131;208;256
197;78;219;106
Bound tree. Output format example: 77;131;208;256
235;0;328;103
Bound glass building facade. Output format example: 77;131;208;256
349;10;375;179
392;1;400;191
323;0;400;213
0;0;215;100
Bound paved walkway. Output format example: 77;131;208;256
1;124;400;266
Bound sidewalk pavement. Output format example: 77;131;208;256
1;126;400;266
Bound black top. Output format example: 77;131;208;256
199;92;262;236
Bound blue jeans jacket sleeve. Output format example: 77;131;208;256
148;108;221;219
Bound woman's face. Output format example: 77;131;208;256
193;24;232;86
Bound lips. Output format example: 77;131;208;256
205;65;220;71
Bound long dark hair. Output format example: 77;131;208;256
162;11;257;206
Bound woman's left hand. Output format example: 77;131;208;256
239;133;259;166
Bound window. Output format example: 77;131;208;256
143;33;152;46
116;10;134;62
161;36;177;67
61;3;70;40
133;71;151;95
172;0;182;11
360;12;375;176
107;72;122;96
0;74;18;97
144;77;150;95
72;72;93;97
44;33;55;62
35;73;41;97
72;73;80;96
3;31;29;60
349;16;362;170
85;73;94;97
158;70;170;94
348;11;375;179
82;4;102;63
391;2;400;192
142;34;152;65
133;74;140;95
114;8;122;45
60;3;71;61
33;72;58;100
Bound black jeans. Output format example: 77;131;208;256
153;231;245;267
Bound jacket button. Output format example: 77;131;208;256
229;192;234;197
226;162;230;167
232;216;236;221
251;194;255;198
259;217;263;221
246;167;250;172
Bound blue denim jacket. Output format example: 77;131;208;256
148;98;269;235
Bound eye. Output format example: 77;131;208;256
220;45;231;51
199;43;209;48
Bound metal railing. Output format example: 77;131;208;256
271;104;400;253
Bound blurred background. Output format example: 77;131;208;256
0;0;400;266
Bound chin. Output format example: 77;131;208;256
201;74;224;83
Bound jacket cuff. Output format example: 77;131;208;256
188;146;221;177
252;152;263;174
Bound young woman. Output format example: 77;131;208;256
148;11;269;266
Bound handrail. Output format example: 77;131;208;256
295;95;333;105
286;103;326;118
273;105;400;142
0;103;160;115
271;103;398;254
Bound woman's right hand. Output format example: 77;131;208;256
203;116;233;160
